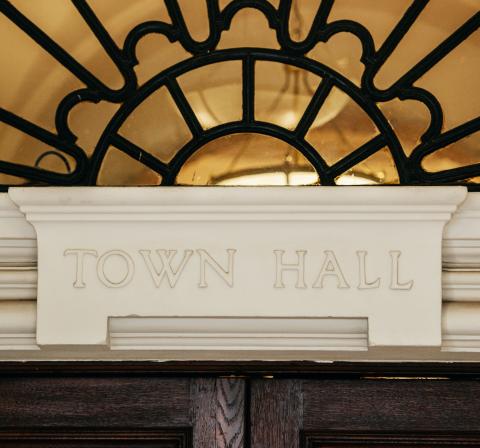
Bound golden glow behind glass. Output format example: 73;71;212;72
0;0;478;186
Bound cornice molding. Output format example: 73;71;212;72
444;194;480;270
1;301;480;358
0;188;479;360
9;186;466;222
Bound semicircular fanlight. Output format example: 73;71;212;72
176;133;320;186
0;0;478;188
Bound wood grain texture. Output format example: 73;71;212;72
0;375;191;428
2;361;480;378
216;378;245;448
302;379;480;432
301;431;480;447
0;428;192;448
191;378;217;447
251;379;303;448
2;364;480;448
191;378;245;448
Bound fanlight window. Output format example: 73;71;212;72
0;0;479;187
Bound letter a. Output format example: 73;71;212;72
313;250;350;289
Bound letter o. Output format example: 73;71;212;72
97;250;134;288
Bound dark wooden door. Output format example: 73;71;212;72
2;364;480;448
251;378;480;447
0;373;245;447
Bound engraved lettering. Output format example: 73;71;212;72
274;250;307;289
197;249;236;288
63;247;415;293
313;250;350;289
97;250;135;288
389;250;414;290
357;250;380;289
139;249;193;288
64;249;98;288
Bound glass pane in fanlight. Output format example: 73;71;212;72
0;13;83;133
329;0;413;49
176;133;319;186
69;101;120;157
12;0;124;89
176;0;210;42
415;31;480;132
307;33;364;87
378;99;431;157
0;123;76;174
422;132;480;175
89;0;171;47
118;87;192;164
98;146;162;185
217;7;279;50
305;87;379;167
255;61;322;131
376;0;477;91
135;36;190;86
335;147;400;185
0;173;29;186
288;0;323;42
178;61;243;129
0;0;478;186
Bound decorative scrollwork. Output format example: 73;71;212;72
0;0;479;188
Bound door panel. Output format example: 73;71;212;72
302;379;480;432
2;367;480;448
0;429;191;448
251;380;302;448
0;376;191;428
301;432;480;447
251;379;480;448
0;374;245;448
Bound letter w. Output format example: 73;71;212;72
139;250;193;288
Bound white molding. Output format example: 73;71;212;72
0;196;37;272
443;271;480;301
444;194;480;269
109;317;368;351
10;186;465;222
2;301;480;357
0;267;36;300
442;302;480;352
444;194;480;239
1;188;480;359
8;186;467;206
0;240;37;268
0;197;37;299
443;240;480;270
0;195;36;239
9;186;467;348
0;301;37;350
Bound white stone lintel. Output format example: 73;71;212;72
9;186;466;221
7;187;467;349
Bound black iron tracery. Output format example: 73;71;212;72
0;0;479;188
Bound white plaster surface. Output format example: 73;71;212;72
9;187;467;349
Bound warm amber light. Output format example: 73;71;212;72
176;133;319;186
0;0;478;186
